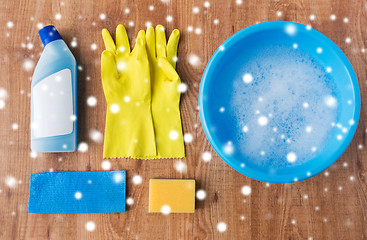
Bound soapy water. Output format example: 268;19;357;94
231;46;338;167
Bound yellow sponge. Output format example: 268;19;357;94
149;179;195;213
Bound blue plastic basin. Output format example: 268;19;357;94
199;21;360;183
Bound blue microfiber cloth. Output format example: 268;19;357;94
28;171;126;214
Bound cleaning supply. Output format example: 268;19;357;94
101;25;156;159
146;25;185;158
149;179;195;213
28;171;126;214
31;25;77;152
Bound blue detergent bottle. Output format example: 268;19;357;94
31;25;77;152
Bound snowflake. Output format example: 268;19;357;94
23;59;35;72
166;16;173;22
90;43;97;50
113;172;124;183
195;28;202;35
126;197;134;205
173;160;187;173
5;176;17;188
161;205;171;215
183;133;193;143
74;191;82;199
188;54;200;66
224;141;234;154
196;190;206;200
202;152;212;162
12;123;18;130
7;21;14;28
99;13;106;20
241;185;251;196
217;222;227;232
177;83;188;93
55;13;62;20
132;175;142;185
101;160;111;170
85;221;96;232
242;73;253;83
87;96;97;107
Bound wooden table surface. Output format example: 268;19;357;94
1;0;367;239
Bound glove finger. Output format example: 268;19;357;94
158;58;179;82
102;29;116;52
132;30;147;60
116;24;131;54
167;29;180;68
155;25;167;58
101;50;119;81
146;26;156;59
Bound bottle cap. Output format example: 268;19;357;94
39;25;63;46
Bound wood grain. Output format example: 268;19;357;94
0;0;366;239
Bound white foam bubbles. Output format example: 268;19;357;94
231;46;337;167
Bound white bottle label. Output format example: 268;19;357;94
32;69;74;138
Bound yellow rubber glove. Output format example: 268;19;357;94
101;25;156;159
146;25;185;158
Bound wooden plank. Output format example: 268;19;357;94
0;0;366;239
